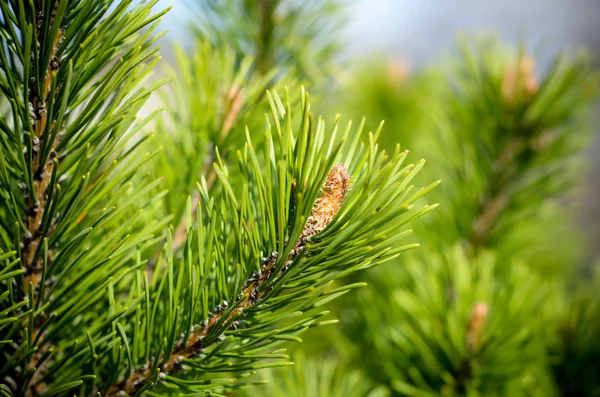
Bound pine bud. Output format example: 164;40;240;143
501;56;539;107
302;163;350;238
467;302;488;353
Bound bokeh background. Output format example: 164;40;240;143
157;0;600;259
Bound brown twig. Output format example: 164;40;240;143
468;139;515;249
17;4;65;396
470;194;509;249
22;6;63;297
469;56;542;250
108;164;350;396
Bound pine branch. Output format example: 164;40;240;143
0;1;169;395
256;0;275;75
188;0;347;82
468;56;540;249
4;2;69;394
468;137;522;249
22;2;63;294
417;39;598;263
110;164;350;396
95;88;435;396
335;37;599;395
17;3;66;393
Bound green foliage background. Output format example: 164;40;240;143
1;1;599;396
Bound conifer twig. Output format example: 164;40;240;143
469;58;540;249
109;164;350;396
22;2;64;304
19;4;65;396
256;0;275;75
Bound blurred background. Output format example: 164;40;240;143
148;1;600;395
161;0;600;59
158;0;600;259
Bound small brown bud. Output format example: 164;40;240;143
387;58;409;86
467;302;488;353
501;56;539;107
302;164;350;238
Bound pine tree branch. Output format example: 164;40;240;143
189;0;345;82
342;40;598;395
1;2;169;395
16;4;65;395
469;137;520;249
22;0;63;307
469;129;551;249
108;164;349;396
256;0;275;75
468;58;540;250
